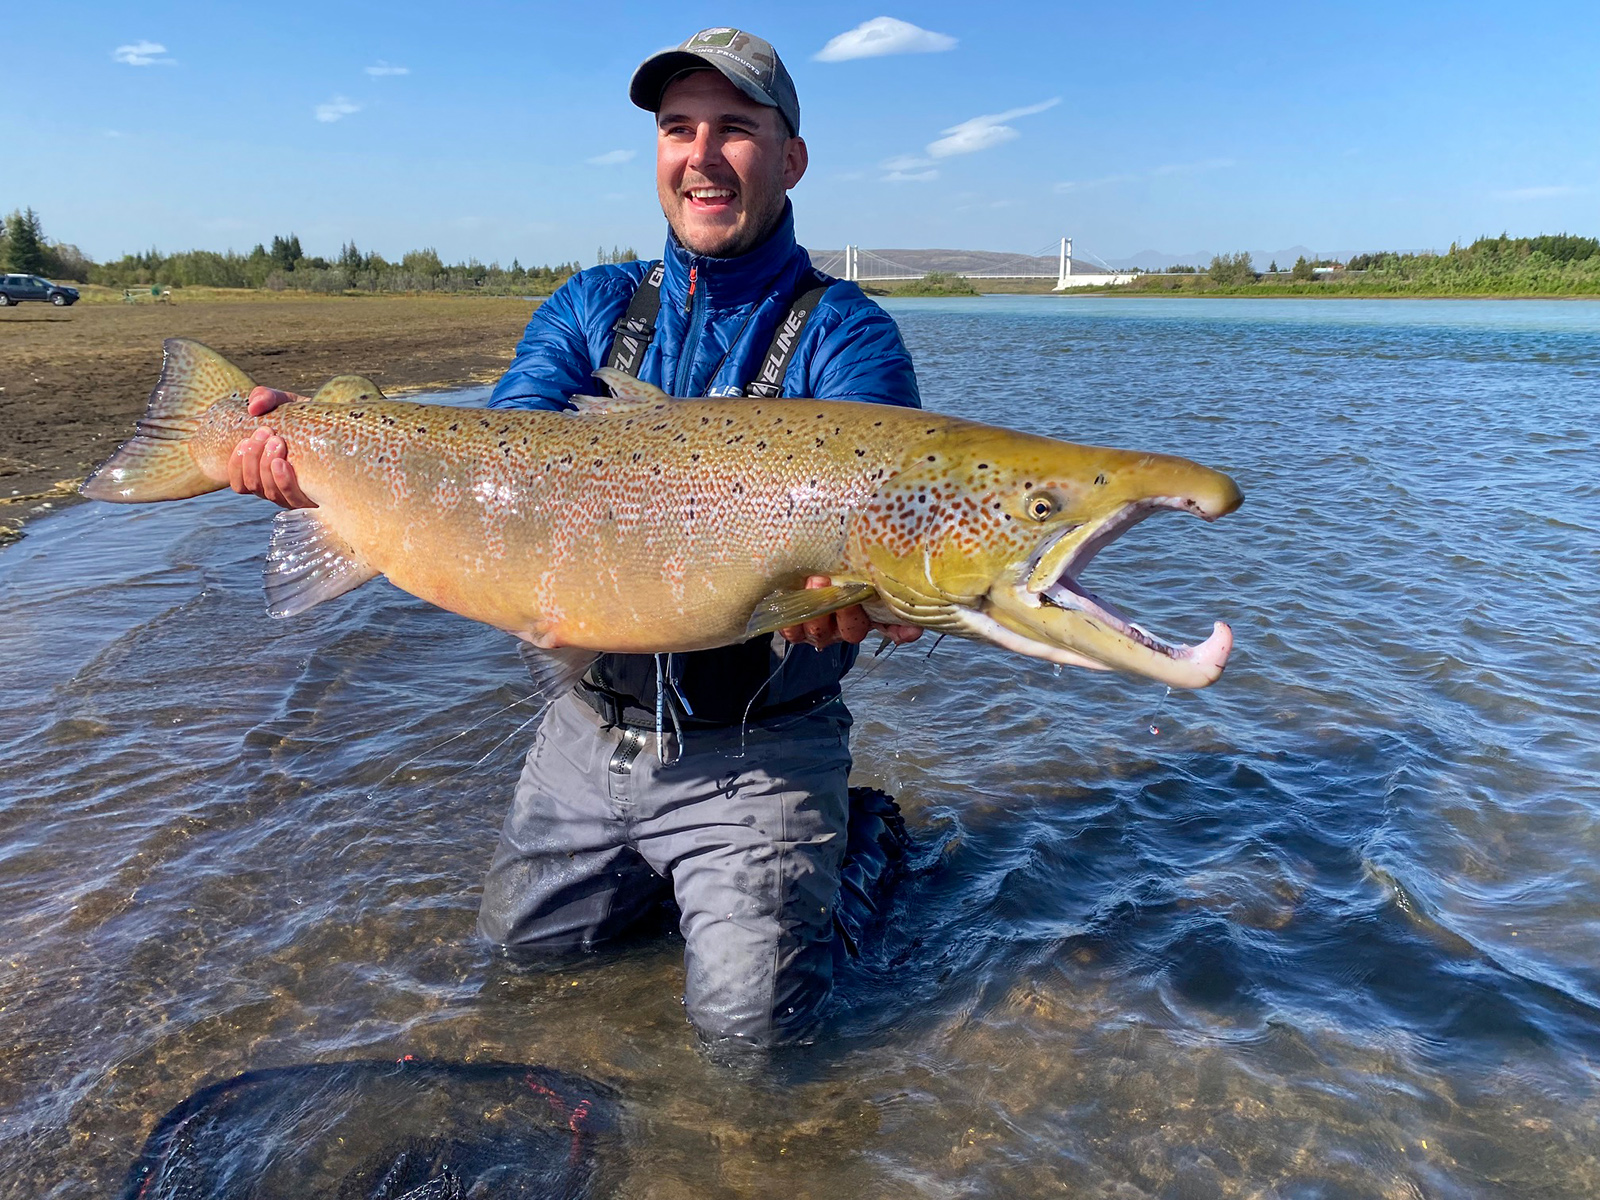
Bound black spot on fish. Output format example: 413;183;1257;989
417;426;427;434
447;422;459;432
691;452;701;462
756;439;767;450
977;462;988;469
855;448;865;456
1095;473;1108;486
927;455;936;462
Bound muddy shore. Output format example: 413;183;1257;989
0;292;539;543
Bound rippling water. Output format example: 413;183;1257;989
3;297;1599;1197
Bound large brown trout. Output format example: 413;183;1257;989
83;338;1243;692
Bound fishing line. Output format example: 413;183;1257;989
391;689;543;777
1147;685;1173;736
734;639;798;760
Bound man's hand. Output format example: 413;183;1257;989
228;387;316;509
780;574;922;650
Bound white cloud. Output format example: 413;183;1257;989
1152;157;1236;176
315;95;362;123
883;169;938;183
113;40;174;67
880;154;934;172
365;61;410;76
586;149;636;166
816;16;957;62
1493;184;1580;201
1055;157;1234;192
927;98;1059;158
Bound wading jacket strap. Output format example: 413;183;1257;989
487;202;922;721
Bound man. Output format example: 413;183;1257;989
231;28;922;1047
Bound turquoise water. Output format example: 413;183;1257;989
2;296;1598;1196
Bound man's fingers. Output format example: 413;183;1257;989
247;386;304;417
238;430;269;493
879;623;923;645
270;455;316;509
833;604;872;644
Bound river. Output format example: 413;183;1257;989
2;296;1597;1196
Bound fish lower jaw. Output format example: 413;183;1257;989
1038;577;1233;676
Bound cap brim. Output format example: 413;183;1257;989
629;49;779;117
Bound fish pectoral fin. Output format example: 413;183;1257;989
309;375;386;405
579;368;674;411
744;583;881;638
262;510;379;618
516;643;600;701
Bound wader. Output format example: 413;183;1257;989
476;270;907;1046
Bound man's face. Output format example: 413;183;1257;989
656;70;807;259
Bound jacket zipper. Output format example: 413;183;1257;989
675;261;706;397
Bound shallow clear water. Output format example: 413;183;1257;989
3;297;1599;1197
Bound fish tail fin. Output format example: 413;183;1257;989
81;338;255;502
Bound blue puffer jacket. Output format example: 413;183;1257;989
488;202;921;725
490;202;920;412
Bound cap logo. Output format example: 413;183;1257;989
690;29;739;48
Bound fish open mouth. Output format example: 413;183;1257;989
1022;498;1234;677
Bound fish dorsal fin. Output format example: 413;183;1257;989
311;375;387;405
263;510;379;617
572;368;673;413
516;643;601;701
744;582;880;639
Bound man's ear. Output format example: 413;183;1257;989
784;136;809;190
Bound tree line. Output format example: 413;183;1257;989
1115;234;1600;295
1;208;636;296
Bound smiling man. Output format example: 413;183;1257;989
232;28;923;1048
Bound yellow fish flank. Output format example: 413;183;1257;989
83;338;1244;690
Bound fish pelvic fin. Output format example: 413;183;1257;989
585;368;673;410
263;509;379;617
310;375;386;405
745;583;880;639
81;338;255;502
516;643;601;702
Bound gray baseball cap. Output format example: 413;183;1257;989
630;27;801;136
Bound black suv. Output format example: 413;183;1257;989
0;274;80;307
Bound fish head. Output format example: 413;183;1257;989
850;425;1243;688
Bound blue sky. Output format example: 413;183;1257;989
8;2;1599;268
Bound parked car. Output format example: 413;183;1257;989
0;274;80;307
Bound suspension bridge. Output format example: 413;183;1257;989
810;238;1136;289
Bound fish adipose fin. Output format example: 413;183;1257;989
574;368;673;413
263;510;380;618
516;644;601;701
80;337;254;502
745;583;880;639
309;375;386;405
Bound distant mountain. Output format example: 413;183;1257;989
814;244;1446;278
811;247;1105;277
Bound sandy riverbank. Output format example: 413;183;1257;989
0;292;538;543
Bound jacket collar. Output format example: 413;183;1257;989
661;200;801;308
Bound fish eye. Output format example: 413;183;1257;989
1027;494;1057;521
